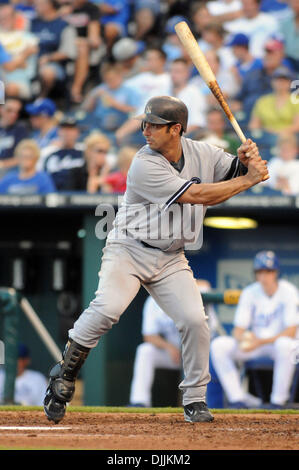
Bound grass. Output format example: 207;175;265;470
0;405;298;414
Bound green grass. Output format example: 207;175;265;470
0;405;298;414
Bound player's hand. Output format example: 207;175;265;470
237;139;261;167
166;345;181;365
239;332;264;352
245;156;269;185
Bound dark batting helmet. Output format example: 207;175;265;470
253;251;280;271
135;96;188;132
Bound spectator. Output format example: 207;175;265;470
0;3;38;99
115;47;171;145
132;0;161;41
207;0;243;28
191;49;240;107
224;0;279;58
25;98;59;156
0;97;28;174
190;2;213;38
260;0;291;20
162;15;187;62
0;139;56;195
200;23;236;71
111;37;146;79
249;66;299;137
168;58;207;134
266;133;299;195
0;344;48;406
200;108;240;154
60;0;102;103
226;33;263;84
279;0;299;73
211;251;299;409
67;131;111;191
11;1;37;22
92;0;130;50
231;38;291;124
42;116;84;190
30;0;77;98
82;62;140;141
87;144;136;193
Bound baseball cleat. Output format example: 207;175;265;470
44;386;66;424
184;402;214;423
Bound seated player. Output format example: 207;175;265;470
211;251;299;409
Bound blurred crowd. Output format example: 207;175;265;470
0;0;299;195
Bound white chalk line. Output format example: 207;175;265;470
0;426;71;431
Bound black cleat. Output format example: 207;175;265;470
184;402;214;423
44;386;66;424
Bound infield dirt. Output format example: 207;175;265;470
0;410;298;450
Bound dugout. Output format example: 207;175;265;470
0;188;299;406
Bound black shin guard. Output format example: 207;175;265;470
44;339;90;423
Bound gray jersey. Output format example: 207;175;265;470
107;137;245;251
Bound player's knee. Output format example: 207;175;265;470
210;335;236;359
273;336;295;356
181;312;207;331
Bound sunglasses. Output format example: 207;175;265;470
93;148;108;153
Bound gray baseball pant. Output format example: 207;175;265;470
69;239;211;405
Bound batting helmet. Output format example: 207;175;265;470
135;96;188;132
253;251;280;271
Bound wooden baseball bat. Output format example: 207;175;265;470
175;21;246;143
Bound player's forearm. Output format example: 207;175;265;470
258;326;297;345
178;174;255;206
143;335;172;351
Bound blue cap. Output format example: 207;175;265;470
18;343;30;359
25;98;56;117
165;15;189;34
226;33;249;47
271;66;295;81
253;251;279;271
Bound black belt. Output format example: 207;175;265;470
140;240;161;250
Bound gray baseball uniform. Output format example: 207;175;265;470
69;137;246;405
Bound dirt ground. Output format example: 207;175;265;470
0;411;298;450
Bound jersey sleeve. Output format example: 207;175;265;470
212;145;247;182
233;288;254;330
283;286;299;329
128;155;200;209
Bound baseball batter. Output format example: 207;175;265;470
44;96;268;424
211;251;299;408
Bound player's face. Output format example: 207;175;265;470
142;122;177;152
255;269;278;292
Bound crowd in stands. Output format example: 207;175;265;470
0;0;298;195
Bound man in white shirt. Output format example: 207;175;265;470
224;0;279;58
115;46;171;145
211;251;299;408
266;133;299;195
168;58;207;134
0;344;48;406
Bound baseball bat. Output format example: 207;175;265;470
175;21;269;181
175;21;246;143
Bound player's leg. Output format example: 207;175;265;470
44;243;141;423
129;342;180;407
145;265;213;422
211;337;273;406
270;336;298;406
